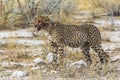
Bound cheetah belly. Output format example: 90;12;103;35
64;40;82;48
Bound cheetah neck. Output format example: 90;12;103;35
42;22;54;35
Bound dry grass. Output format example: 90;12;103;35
0;5;120;78
29;68;43;80
64;47;83;62
0;33;119;80
3;38;33;62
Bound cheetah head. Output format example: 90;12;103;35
34;16;49;31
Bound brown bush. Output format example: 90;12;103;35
14;21;28;28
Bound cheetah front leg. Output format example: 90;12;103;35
50;41;58;70
51;42;64;70
57;45;64;70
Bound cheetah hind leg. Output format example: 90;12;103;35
81;42;92;67
92;46;110;69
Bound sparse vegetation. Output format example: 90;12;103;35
0;28;119;80
0;0;79;29
1;0;120;29
0;0;120;80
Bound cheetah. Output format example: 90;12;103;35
34;16;110;70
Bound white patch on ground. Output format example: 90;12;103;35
1;62;35;68
11;71;28;77
94;20;120;26
0;30;33;38
42;70;47;74
0;39;8;44
0;39;48;46
16;39;47;45
111;55;120;61
33;58;43;64
0;46;44;54
108;31;120;42
69;60;87;68
50;70;58;74
33;48;44;57
31;67;41;71
74;15;92;19
110;36;120;42
102;31;120;50
102;43;120;51
4;70;13;75
46;52;54;63
102;31;120;42
1;62;10;68
95;20;111;26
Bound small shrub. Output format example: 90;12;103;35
14;21;28;28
